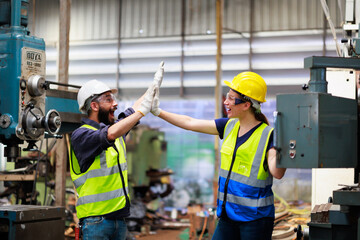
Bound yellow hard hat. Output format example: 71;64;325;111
224;72;267;103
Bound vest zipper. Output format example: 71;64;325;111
113;145;130;205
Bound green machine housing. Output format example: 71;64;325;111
276;92;358;168
275;56;360;239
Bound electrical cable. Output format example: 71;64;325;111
198;216;208;240
337;0;344;28
29;138;58;205
30;140;43;205
273;191;310;215
43;137;48;205
319;0;342;56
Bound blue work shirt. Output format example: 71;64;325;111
71;107;137;173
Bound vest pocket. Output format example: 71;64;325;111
220;145;233;170
235;151;252;177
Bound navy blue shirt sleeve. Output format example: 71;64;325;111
118;107;136;121
267;131;274;152
215;118;230;139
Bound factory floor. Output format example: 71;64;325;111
130;227;297;240
135;228;188;240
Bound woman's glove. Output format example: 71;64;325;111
151;61;164;116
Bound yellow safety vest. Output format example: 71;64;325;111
217;119;274;221
69;124;129;219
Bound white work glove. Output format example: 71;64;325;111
138;84;155;116
151;88;161;116
151;61;164;116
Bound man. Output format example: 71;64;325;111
69;62;164;240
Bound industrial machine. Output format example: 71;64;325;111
0;0;81;161
275;1;360;239
125;125;172;201
0;205;66;240
0;0;82;238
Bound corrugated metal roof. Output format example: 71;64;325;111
30;0;344;41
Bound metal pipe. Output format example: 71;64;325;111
179;0;186;97
45;80;80;89
116;0;122;98
322;2;327;56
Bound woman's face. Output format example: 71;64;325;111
223;89;247;118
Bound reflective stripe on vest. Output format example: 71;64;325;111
218;191;274;207
77;187;129;206
218;119;273;209
73;162;128;189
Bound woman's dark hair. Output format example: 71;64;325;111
251;107;269;125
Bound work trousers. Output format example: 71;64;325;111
212;216;274;240
81;216;127;240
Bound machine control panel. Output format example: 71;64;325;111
15;47;61;141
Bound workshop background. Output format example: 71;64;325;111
25;0;342;207
1;0;358;239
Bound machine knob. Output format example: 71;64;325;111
289;149;296;159
27;75;46;96
44;109;61;135
0;114;11;129
289;140;296;149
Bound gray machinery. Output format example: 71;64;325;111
275;1;360;239
0;0;82;239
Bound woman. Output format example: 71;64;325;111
151;71;286;240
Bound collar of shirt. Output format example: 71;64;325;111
81;118;106;130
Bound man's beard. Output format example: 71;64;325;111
98;106;114;125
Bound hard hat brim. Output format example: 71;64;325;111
224;80;233;90
100;88;118;95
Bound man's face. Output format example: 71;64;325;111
95;92;117;125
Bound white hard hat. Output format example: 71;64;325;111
77;79;117;114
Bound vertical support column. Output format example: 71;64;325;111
249;0;254;71
55;0;71;207
58;0;70;90
55;136;67;206
308;68;327;93
116;0;122;96
214;0;223;206
31;0;36;35
11;0;21;27
179;0;186;97
322;1;327;56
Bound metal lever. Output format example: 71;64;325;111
27;102;40;121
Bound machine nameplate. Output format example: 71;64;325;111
21;47;45;80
